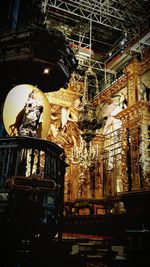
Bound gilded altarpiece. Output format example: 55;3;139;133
45;79;104;201
44;54;150;202
95;55;150;197
116;101;150;191
95;80;128;196
115;59;150;192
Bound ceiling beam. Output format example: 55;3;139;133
42;0;128;31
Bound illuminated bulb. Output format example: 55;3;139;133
43;68;50;74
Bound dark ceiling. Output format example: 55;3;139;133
0;0;150;98
43;0;150;66
0;0;149;68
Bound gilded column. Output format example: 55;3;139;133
93;134;104;199
130;126;141;190
125;59;139;106
116;101;150;192
120;126;129;192
139;103;150;189
64;166;71;202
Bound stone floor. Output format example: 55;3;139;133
1;233;149;267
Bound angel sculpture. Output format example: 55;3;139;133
111;92;128;110
140;79;150;101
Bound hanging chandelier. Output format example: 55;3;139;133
71;66;102;167
71;17;102;168
71;137;99;167
78;66;99;143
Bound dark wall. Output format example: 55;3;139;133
0;0;11;32
0;0;44;32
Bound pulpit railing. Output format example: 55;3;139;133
0;136;67;238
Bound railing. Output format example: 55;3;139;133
0;136;67;238
0;136;66;187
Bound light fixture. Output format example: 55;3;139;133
71;17;101;168
71;137;99;168
69;17;104;198
109;51;112;57
70;67;101;169
43;67;50;74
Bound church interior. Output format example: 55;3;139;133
0;1;150;267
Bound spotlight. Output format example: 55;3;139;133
43;68;50;74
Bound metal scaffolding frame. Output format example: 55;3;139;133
130;31;150;55
75;56;116;75
42;0;145;32
41;0;149;75
42;0;118;74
